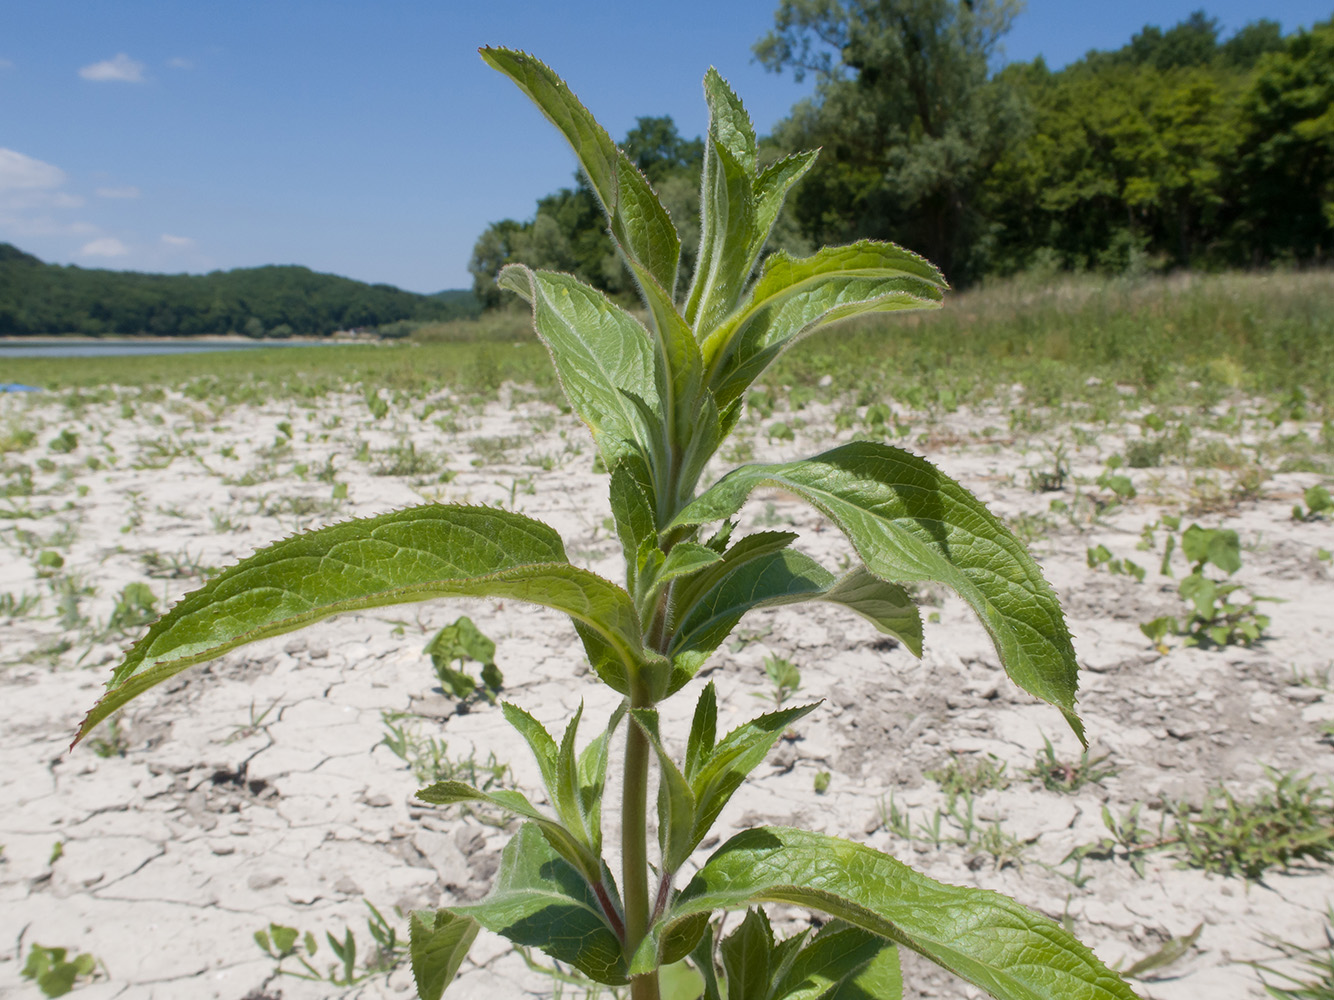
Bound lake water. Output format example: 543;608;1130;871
0;339;334;359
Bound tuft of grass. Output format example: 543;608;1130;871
1026;735;1118;793
1252;909;1334;999
1172;770;1334;880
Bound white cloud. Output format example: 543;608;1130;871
81;237;129;257
166;56;192;70
79;53;145;83
96;185;140;199
0;148;66;192
160;233;193;247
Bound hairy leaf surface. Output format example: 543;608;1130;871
76;505;642;744
668;828;1138;1000
702;242;947;407
453;823;627;985
499;265;658;468
674;444;1083;741
482;48;681;293
409;910;479;1000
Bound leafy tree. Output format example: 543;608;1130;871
755;0;1026;282
1234;19;1334;260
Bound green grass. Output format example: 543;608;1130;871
6;270;1330;413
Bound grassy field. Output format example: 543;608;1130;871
5;268;1332;416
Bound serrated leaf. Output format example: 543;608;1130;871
685;681;719;782
453;823;628;985
482;47;680;293
502;702;559;795
576;701;626;857
410;910;479;1000
751;150;819;264
415;780;601;885
720;908;773;1000
687;133;758;336
610;455;659;590
692;921;724;1000
667;827;1139;1000
771;923;902;1000
669;540;921;683
819;566;923;658
75;504;644;746
701;242;947;408
499;265;659;470
555;703;590;841
659;543;725;584
691;703;819;843
674;443;1084;744
702;67;756;170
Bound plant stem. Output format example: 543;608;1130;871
623;704;660;1000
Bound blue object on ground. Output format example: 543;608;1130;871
0;384;41;392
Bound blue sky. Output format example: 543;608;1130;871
2;1;1330;294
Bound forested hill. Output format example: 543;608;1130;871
0;244;480;337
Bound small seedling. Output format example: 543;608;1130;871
47;429;79;454
21;943;103;997
1026;735;1117;793
813;771;831;795
255;902;407;985
89;713;130;758
424;616;502;702
1086;544;1146;582
754;653;801;709
73;51;1138;1000
1293;485;1334;522
927;753;1011;806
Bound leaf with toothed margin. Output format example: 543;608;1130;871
498;265;660;470
414;780;602;887
674;442;1085;743
451;822;628;986
482;47;680;294
666;534;923;687
701;241;947;409
74;505;644;747
665;827;1139;1000
409;909;478;1000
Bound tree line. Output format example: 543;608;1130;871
0;243;479;337
472;4;1334;296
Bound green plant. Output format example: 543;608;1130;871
1172;770;1334;880
1293;485;1334;522
1251;908;1334;999
21;943;103;997
1026;735;1117;793
73;52;1137;1000
89;713;130;758
1140;523;1273;650
1065;804;1169;879
48;428;79;454
754;653;801;709
926;753;1011;805
425;615;503;701
1085;545;1146;582
255;901;407;985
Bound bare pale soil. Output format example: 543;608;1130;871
1;377;1331;999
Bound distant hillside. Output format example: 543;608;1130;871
0;244;480;337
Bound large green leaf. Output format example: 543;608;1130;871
498;265;659;469
452;822;628;986
666;828;1139;1000
409;909;478;1000
701;242;947;408
75;505;643;745
673;444;1083;742
482;47;681;293
771;923;902;1000
668;533;923;685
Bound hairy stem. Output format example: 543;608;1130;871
623;713;659;999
